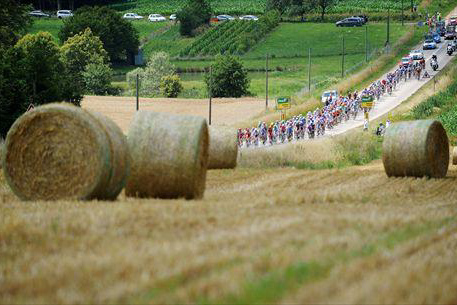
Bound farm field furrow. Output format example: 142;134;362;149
1;161;456;303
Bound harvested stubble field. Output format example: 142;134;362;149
1;159;457;303
81;95;269;133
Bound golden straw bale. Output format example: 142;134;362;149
453;147;457;165
2;103;129;201
126;111;208;200
208;126;238;169
382;120;449;178
0;138;4;170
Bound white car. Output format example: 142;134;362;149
148;14;166;22
239;15;259;21
321;90;338;104
423;39;437;50
123;13;144;20
217;15;235;21
29;10;50;18
409;50;424;60
57;10;73;19
169;14;177;21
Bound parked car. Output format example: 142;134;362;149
423;37;437;50
239;15;259;21
335;18;363;27
148;14;166;22
409;50;424;60
399;56;413;67
29;10;50;18
349;16;366;24
57;10;73;18
321;90;338;104
216;15;235;21
123;13;144;20
353;15;368;24
449;16;457;26
169;14;177;20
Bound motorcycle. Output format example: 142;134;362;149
447;46;453;56
430;59;439;71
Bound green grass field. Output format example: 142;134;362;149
27;19;170;44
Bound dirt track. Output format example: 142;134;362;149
82;95;269;133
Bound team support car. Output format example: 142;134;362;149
399;56;413;68
409;50;424;60
433;32;442;43
445;26;456;40
321;90;338;104
148;14;166;22
423;37;437;50
449;16;457;26
57;10;73;18
29;10;50;17
335;17;363;27
123;13;144;20
239;15;259;21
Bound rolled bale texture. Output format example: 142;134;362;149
382;120;449;178
453;147;457;165
2;103;130;201
126;111;208;200
0;138;4;170
208;126;238;169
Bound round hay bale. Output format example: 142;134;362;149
0;138;4;170
126;111;208;199
2;103;129;201
208;126;238;169
453;147;457;165
382;120;449;178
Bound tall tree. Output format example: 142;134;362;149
0;0;32;48
59;6;139;63
316;0;336;20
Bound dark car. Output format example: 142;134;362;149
336;17;363;27
437;25;446;36
354;15;368;24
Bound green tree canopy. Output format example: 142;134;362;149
205;55;250;98
177;0;212;36
59;6;139;63
0;0;32;48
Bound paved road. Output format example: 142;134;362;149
243;7;457;150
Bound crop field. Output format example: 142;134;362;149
108;0;423;15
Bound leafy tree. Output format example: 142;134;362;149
287;0;317;20
15;32;64;105
316;0;336;20
59;6;139;63
160;75;183;98
0;0;32;48
82;62;113;95
205;55;250;98
60;28;111;100
177;0;212;36
266;0;291;14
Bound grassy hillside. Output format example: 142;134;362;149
108;0;422;15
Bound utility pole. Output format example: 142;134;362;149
265;53;269;111
365;26;368;62
308;48;311;92
209;66;212;125
341;34;345;78
136;73;139;111
402;0;404;26
387;8;390;46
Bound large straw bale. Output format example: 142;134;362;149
0;138;4;170
453;147;457;165
382;120;449;178
126;111;208;199
208;126;238;169
2;103;130;201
